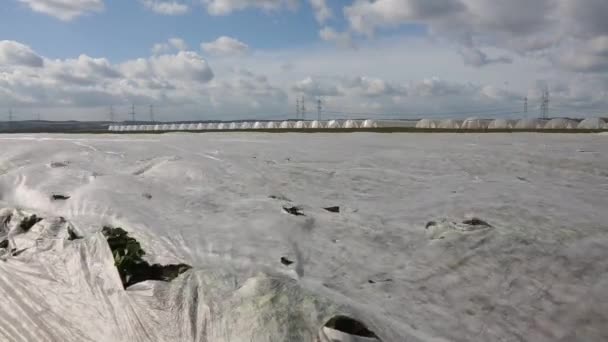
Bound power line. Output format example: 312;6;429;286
540;89;550;119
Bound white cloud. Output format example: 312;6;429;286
18;0;104;21
0;40;44;68
201;36;249;56
140;0;189;15
292;77;341;97
202;0;297;15
152;38;189;55
319;27;354;48
342;0;608;73
309;0;331;23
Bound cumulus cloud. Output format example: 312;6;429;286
292;77;341;97
319;27;354;48
310;0;331;23
152;38;189;55
0;40;44;68
342;0;608;74
140;0;189;15
201;36;249;56
202;0;297;15
18;0;104;21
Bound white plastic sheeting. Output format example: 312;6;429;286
438;119;461;129
327;120;343;129
343;120;361;129
266;121;279;129
240;122;253;130
514;118;544;129
577;118;606;129
461;118;488;130
488;119;514;129
361;120;377;128
1;134;607;342
280;121;295;129
415;119;438;129
311;120;327;129
295;121;310;129
545;118;577;129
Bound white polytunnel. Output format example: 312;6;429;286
545;118;577;129
488;119;514;129
206;123;218;130
280;121;295;129
438;119;461;129
240;122;253;129
217;123;227;130
266;121;278;129
461;117;488;129
154;124;162;131
311;120;327;128
327;120;343;129
188;123;197;130
415;119;438;129
577;118;606;129
361;120;378;128
343;120;361;129
253;122;264;129
196;123;205;130
515;118;544;129
178;124;188;131
295;121;310;129
229;122;239;130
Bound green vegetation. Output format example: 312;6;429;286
102;226;191;288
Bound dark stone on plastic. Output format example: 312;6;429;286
324;316;380;339
282;206;305;216
462;218;492;227
19;215;42;232
51;194;70;201
324;206;340;213
281;256;294;266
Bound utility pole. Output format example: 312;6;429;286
130;104;136;122
109;105;115;122
149;105;155;123
296;98;300;119
317;97;322;121
301;96;306;120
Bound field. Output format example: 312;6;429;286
0;132;607;341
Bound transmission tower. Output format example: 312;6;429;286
8;109;13;122
149;105;155;123
130;104;136;122
301;96;306;120
540;90;550;119
524;97;528;117
109;105;115;122
317;97;322;120
296;98;300;119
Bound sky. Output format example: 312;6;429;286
0;0;607;121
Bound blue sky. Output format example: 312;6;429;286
0;0;607;121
